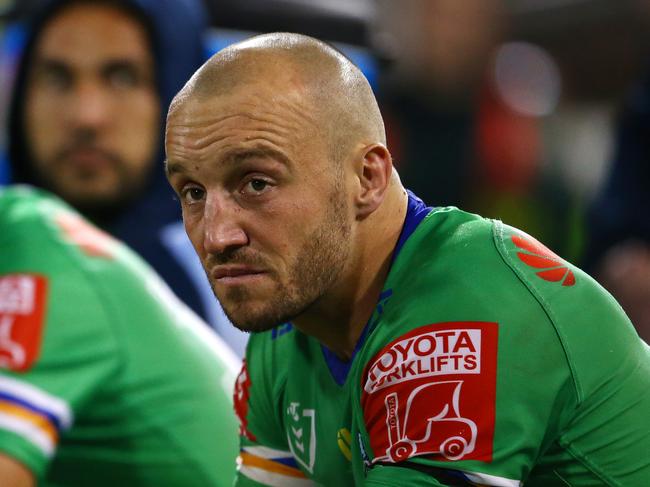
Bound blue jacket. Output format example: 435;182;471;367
6;0;248;356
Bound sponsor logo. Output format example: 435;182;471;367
0;275;48;371
286;401;316;473
364;329;481;393
512;234;575;286
379;381;477;463
233;360;256;441
362;322;498;464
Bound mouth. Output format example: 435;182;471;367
211;266;267;284
62;148;116;172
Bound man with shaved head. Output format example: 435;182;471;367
166;33;650;486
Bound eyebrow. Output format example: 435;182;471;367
31;58;69;73
34;54;145;67
227;147;291;168
164;159;183;178
165;146;291;178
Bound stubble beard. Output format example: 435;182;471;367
30;132;151;216
209;184;351;333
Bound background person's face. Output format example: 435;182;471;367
166;84;353;332
24;4;160;210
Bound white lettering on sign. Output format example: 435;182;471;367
0;276;36;315
364;329;481;393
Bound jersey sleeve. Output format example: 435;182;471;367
234;329;316;487
0;200;122;478
353;218;650;486
495;223;650;485
0;270;120;478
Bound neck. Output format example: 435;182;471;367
293;188;408;360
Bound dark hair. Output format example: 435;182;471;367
7;0;159;185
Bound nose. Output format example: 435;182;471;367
202;194;248;255
68;80;111;129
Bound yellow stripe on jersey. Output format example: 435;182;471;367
0;399;58;445
239;451;307;478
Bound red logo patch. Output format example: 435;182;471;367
362;322;498;464
0;274;48;371
56;211;114;258
512;234;575;286
234;360;256;441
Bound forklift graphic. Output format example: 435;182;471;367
377;380;477;463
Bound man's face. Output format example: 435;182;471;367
24;4;160;210
166;85;353;332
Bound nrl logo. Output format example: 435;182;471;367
286;401;317;473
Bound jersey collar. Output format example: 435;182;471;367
321;190;434;386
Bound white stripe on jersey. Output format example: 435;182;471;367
243;445;295;460
239;465;316;487
0;413;55;457
463;469;522;486
0;376;73;429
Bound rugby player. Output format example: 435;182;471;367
0;186;240;486
165;33;650;486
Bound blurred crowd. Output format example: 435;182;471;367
1;0;649;343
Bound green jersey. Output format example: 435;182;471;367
234;192;650;486
0;186;240;486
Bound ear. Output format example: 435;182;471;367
353;144;393;219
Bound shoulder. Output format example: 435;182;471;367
1;186;74;249
352;210;650;477
0;187;201;365
2;188;191;328
0;187;123;355
1;186;135;283
390;207;499;283
379;208;516;330
408;206;494;250
494;221;648;401
382;210;644;392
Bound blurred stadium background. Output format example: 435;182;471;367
1;0;648;263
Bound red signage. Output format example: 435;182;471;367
0;274;48;371
362;322;498;464
234;360;257;441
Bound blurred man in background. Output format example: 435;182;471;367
0;186;240;486
5;0;247;355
